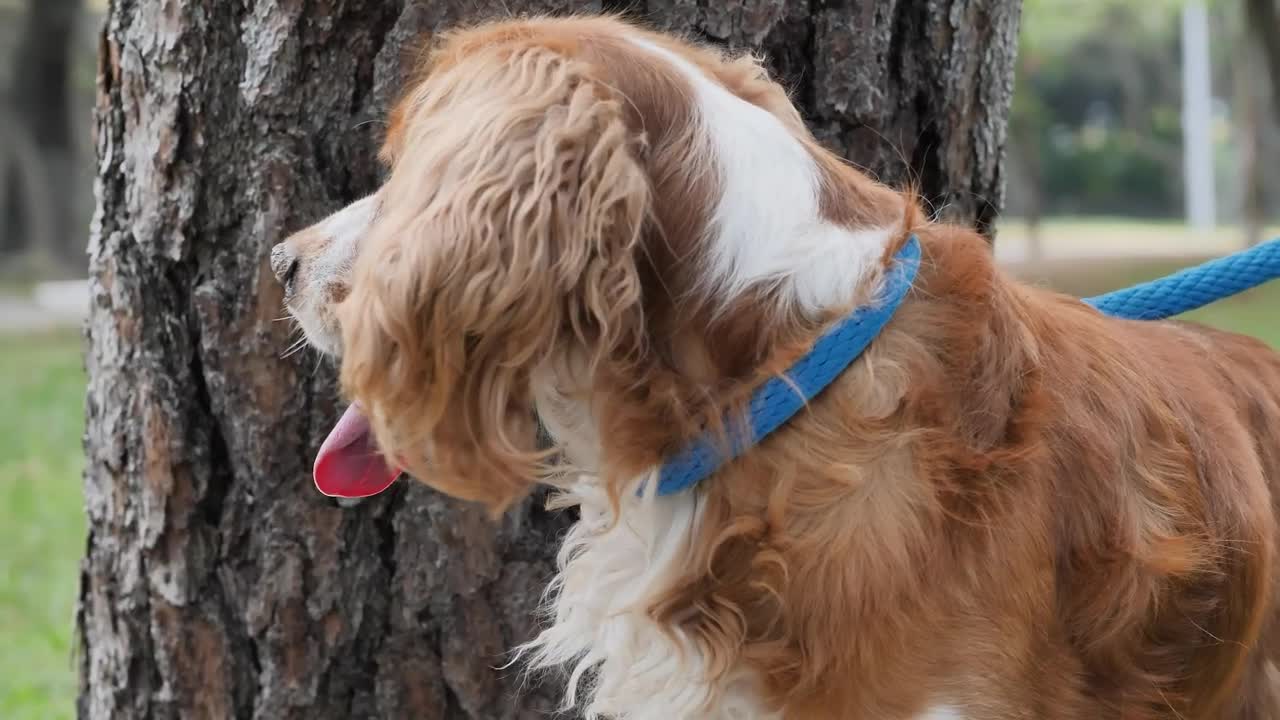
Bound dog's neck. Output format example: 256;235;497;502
522;222;1036;718
510;28;915;497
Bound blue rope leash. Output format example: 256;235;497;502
652;235;1280;497
652;235;922;496
1084;237;1280;320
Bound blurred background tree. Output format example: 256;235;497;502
1245;0;1280;118
0;0;96;276
1240;0;1280;244
1005;0;1280;257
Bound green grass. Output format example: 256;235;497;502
998;216;1280;245
995;218;1280;264
1014;257;1280;348
0;245;1274;720
0;330;86;720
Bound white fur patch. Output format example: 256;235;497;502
316;193;379;279
516;477;778;719
919;706;966;720
283;194;379;355
629;39;895;315
531;359;604;472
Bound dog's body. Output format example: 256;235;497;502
272;15;1280;718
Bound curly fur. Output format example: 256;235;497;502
338;38;650;511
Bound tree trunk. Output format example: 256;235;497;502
1246;0;1280;121
1234;8;1267;247
78;1;1021;719
12;0;81;149
7;0;84;267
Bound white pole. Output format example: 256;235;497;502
1181;1;1216;231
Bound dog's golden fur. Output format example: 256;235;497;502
277;14;1280;718
340;32;652;507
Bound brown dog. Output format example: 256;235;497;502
273;14;1280;719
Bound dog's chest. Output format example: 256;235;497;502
521;488;979;720
519;485;781;719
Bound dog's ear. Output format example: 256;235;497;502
338;43;649;514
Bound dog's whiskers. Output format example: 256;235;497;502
311;350;327;377
280;334;310;360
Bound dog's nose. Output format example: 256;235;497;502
270;243;299;289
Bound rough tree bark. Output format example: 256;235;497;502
79;1;1020;718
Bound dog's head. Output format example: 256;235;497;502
273;15;905;513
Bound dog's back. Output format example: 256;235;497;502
1167;321;1280;718
1027;288;1280;717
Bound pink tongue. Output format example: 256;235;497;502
314;404;402;498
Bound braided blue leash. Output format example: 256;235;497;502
1084;237;1280;320
652;235;1280;497
651;235;922;495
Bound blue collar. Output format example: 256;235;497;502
652;235;923;496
